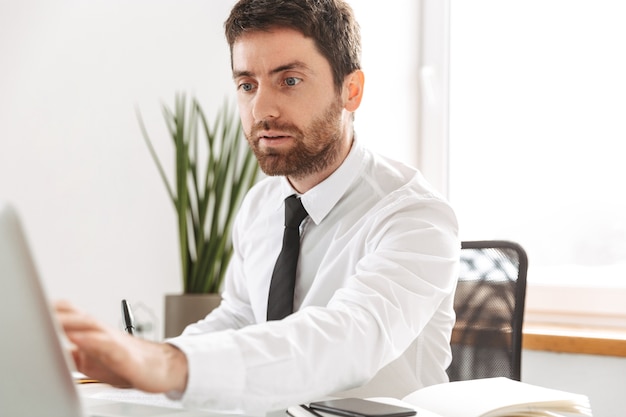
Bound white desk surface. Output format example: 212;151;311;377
79;383;297;417
78;384;443;417
79;382;183;409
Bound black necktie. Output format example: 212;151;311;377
267;195;309;320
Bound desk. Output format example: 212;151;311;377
79;383;184;409
79;383;298;417
78;385;439;417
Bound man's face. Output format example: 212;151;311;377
232;27;348;181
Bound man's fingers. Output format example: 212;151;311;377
52;300;184;393
58;313;100;330
54;299;80;313
55;302;104;332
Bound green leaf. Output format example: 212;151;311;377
137;94;259;294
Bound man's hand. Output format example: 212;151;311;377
55;300;188;394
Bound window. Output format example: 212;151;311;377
448;1;626;328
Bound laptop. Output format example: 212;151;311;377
0;202;232;417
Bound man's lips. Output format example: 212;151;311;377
257;130;291;139
256;131;294;146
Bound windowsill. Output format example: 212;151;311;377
522;323;626;357
523;280;626;357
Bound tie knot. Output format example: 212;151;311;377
284;195;308;228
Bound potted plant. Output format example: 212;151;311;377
137;94;259;337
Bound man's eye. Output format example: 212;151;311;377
284;77;302;87
239;83;254;92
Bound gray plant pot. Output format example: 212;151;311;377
164;293;222;338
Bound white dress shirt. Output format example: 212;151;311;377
168;140;459;413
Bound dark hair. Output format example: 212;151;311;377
225;0;361;91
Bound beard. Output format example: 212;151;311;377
245;97;345;179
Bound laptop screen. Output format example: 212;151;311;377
0;202;85;417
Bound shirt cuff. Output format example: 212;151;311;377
166;329;246;409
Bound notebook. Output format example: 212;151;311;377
0;202;227;417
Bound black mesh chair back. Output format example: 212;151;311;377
446;240;528;381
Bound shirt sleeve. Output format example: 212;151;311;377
167;194;459;413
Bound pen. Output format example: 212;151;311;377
287;405;325;417
121;299;135;335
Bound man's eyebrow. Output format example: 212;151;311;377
232;69;253;80
270;61;310;74
232;61;311;79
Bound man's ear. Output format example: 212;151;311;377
343;69;365;112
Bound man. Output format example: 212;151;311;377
56;0;459;413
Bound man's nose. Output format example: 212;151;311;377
252;85;280;122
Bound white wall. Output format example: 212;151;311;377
522;350;626;417
0;0;421;338
0;0;237;338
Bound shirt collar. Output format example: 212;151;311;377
276;139;364;225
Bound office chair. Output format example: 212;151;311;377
446;240;528;382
